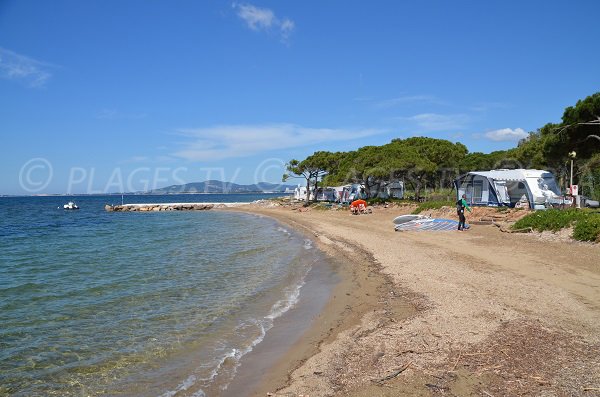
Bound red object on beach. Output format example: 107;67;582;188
350;199;367;208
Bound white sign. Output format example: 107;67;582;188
570;185;578;196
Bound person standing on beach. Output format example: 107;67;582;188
456;194;471;231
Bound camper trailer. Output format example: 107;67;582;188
454;169;571;209
347;184;366;202
377;181;404;199
331;185;351;203
315;187;337;202
295;183;367;203
293;185;315;201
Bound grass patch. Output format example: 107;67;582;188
422;188;455;202
512;209;600;242
310;203;332;211
366;197;405;205
412;200;454;214
512;209;585;232
573;214;600;242
268;196;292;203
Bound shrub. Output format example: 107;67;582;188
512;209;585;232
366;197;412;206
573;214;600;242
366;197;391;205
423;188;455;202
311;203;331;211
412;200;454;214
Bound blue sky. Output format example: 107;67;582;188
1;0;599;194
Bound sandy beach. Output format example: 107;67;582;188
228;203;600;396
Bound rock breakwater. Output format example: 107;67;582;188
105;203;214;212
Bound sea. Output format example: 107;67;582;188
0;194;334;397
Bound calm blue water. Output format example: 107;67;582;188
0;194;322;397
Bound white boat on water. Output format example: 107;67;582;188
63;201;79;210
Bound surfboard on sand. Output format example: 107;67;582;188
394;218;469;232
392;214;428;225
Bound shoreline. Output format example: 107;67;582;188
221;203;600;396
223;205;417;396
222;245;342;397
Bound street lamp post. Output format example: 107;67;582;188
568;151;577;188
569;152;577;191
568;151;577;207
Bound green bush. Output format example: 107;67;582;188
412;200;454;214
311;203;332;211
573;214;600;242
366;197;384;205
422;188;455;202
366;197;401;205
512;209;586;232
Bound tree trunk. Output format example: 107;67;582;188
305;176;311;203
372;181;382;198
415;179;422;200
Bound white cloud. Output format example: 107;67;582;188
233;3;295;42
234;3;274;30
469;102;511;112
279;18;295;41
119;155;176;164
95;108;147;120
130;156;149;162
172;123;384;161
484;128;528;141
352;96;374;102
374;95;441;109
0;47;53;87
96;109;118;120
401;113;470;132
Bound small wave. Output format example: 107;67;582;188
158;375;197;397
159;345;244;397
266;278;305;322
177;267;310;396
303;239;313;250
276;226;291;236
0;281;45;294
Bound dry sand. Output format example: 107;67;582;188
229;203;600;396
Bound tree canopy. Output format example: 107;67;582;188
286;92;600;199
283;151;342;202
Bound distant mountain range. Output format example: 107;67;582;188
148;180;296;194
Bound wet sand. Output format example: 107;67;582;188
223;242;342;396
223;207;415;397
227;204;600;396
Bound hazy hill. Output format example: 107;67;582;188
149;180;296;194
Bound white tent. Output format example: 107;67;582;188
293;185;314;201
454;169;570;209
377;181;404;199
315;187;337;201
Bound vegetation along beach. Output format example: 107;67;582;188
2;2;600;397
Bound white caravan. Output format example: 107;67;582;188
454;169;572;209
